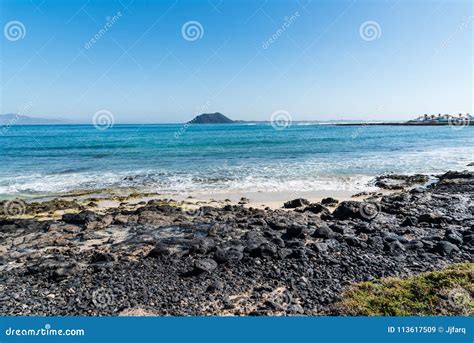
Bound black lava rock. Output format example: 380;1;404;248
321;197;339;206
147;244;171;258
433;241;459;256
193;258;218;273
285;225;307;238
304;204;330;215
283;198;310;209
312;225;335;239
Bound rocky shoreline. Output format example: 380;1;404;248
1;171;473;316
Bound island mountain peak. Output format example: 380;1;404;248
189;112;234;124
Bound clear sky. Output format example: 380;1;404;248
1;0;472;123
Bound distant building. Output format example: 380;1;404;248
409;113;473;124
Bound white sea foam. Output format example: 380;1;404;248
0;170;375;197
0;136;472;198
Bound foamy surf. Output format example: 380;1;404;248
0;124;472;198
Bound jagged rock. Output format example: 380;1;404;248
404;240;424;251
445;229;463;245
61;211;112;230
332;201;375;221
214;246;244;263
344;236;360;247
283;198;310;209
193;258;218;273
90;252;115;264
285;225;307;238
206;280;224;292
438;171;473;180
321;197;339;206
401;216;417;227
312;225;335;239
147;244;171;258
384;240;406;255
304;204;330;215
433;241;459;255
375;174;429;190
309;242;328;252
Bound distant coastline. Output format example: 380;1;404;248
0;114;72;125
334;121;474;126
1;112;473;126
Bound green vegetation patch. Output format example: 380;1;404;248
337;263;474;316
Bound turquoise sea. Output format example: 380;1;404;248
0;124;472;198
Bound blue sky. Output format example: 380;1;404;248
0;0;472;123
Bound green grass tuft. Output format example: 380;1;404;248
337;263;474;316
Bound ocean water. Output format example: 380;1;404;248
0;123;472;198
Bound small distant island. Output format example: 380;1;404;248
189;112;234;124
0;114;70;125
